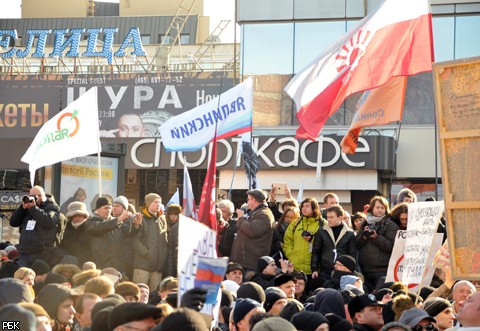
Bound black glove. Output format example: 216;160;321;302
181;287;208;312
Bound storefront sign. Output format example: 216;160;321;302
0;27;145;64
125;135;395;170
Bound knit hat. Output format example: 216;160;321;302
0;304;36;331
237;282;266;304
144;193;161;208
91;296;125;321
340;275;360;290
95;197;111;210
399;307;436;327
257;256;275;273
263;287;287;312
274;273;296;287
291;311;329;331
66;201;89;220
251;316;297;331
325;313;354;331
113;196;129;210
279;298;304;321
166;204;182;215
336;255;356;273
0;278;34;306
0;260;19;278
233;298;262;325
108;302;162;330
31;260;50;276
423;297;452;317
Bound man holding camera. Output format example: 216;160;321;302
10;185;61;267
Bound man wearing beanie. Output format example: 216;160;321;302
251;256;283;290
263;287;287;316
274;273;296;299
237;282;266;304
311;205;356;284
35;283;78;331
323;254;358;291
165;204;183;277
132;193;168;291
423;297;454;331
231;189;275;275
233;298;264;331
84;196;140;274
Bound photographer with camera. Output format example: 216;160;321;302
283;197;325;279
356;196;399;293
10;185;60;268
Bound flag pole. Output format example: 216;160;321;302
97;151;102;197
228;151;241;200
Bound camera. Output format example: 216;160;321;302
22;195;37;203
364;229;374;237
301;230;313;242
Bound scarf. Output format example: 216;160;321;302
366;213;384;225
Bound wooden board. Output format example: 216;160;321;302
433;56;480;279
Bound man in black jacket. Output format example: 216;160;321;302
348;294;384;331
311;205;356;285
10;185;60;268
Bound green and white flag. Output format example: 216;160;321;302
21;87;101;186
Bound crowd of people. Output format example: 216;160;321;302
0;184;477;331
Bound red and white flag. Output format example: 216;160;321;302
285;0;434;140
182;162;197;220
197;140;218;231
341;76;407;154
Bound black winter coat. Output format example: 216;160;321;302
10;198;60;254
311;222;356;275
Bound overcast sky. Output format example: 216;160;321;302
0;0;238;43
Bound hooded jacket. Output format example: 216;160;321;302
35;283;76;322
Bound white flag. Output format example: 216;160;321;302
167;188;180;206
183;162;197;219
21;87;101;186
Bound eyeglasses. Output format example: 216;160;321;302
412;324;436;331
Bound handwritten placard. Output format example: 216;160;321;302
402;201;445;285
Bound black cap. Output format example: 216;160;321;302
108;302;162;330
274;273;296;287
348;294;383;317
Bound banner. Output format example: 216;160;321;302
160;77;253;152
21;87;101;186
386;230;443;292
401;201;445;285
178;215;217;313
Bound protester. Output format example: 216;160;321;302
348;294;385;331
321;192;340;219
290;310;329;331
396;188;417;204
263;287;288;316
72;293;101;330
108;302;162;331
398;307;436;330
35;283;78;331
232;298;265;331
165;204;182;277
390;203;409;230
10;186;60;267
217;199;238;258
447;292;480;329
225;262;244;286
271;206;300;262
132;193;168;291
356;196;399;292
284;197;324;276
231;189;275;274
423;297;455;331
311;204;356;284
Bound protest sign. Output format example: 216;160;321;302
387;230;443;291
401;201;445;285
178;215;217;314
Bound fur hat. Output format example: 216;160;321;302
95;197;111;210
144;193;161;208
112;196;129;210
166;204;182;215
72;269;101;287
66;202;89;221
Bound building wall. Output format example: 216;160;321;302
22;0;87;18
120;0;204;16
